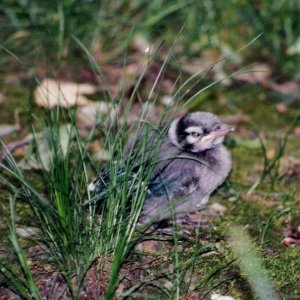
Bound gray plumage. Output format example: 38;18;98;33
89;112;233;225
139;112;233;224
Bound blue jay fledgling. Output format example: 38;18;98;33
88;112;233;225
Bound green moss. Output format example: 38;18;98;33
266;248;300;297
231;146;262;183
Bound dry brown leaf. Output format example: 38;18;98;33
135;240;170;254
293;127;300;136
34;79;97;108
93;150;110;161
209;203;227;216
282;237;300;247
16;226;39;238
269;81;299;94
76;102;117;127
234;63;272;84
267;148;276;160
18;125;73;171
280;156;300;178
211;294;236;300
14;147;25;157
181;49;221;75
89;141;110;161
275;103;288;113
0;92;5;103
181;51;233;85
282;226;300;247
0;124;20;137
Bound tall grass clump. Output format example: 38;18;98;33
1;106;101;298
0;78;169;298
0;91;165;298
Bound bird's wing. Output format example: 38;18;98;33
140;157;208;223
86;161;145;205
148;156;204;199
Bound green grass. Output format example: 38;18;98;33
0;43;219;298
1;108;100;298
2;0;300;78
1;54;300;299
1;2;300;299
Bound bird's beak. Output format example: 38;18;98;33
211;123;234;139
201;123;234;144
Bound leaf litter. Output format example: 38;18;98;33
17;124;73;171
34;79;97;108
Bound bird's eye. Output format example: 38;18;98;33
191;132;200;138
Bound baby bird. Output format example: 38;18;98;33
88;112;233;225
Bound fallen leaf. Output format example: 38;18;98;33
238;73;300;96
181;51;233;85
276;103;288;113
282;237;300;247
270;81;299;94
181;49;221;75
282;226;300;247
0;124;19;137
213;60;232;85
88;140;102;153
0;92;5;103
209;203;227;216
34;79;97;108
187;291;202;300
16;226;39;238
135;240;172;254
267;148;276;160
93;150;110;161
279;156;300;179
18;124;73;171
59;124;73;157
293;127;300;136
0;134;32;162
164;280;174;291
234;63;272;84
76;102;117;127
14;147;25;157
211;293;236;300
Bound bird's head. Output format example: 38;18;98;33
168;112;234;153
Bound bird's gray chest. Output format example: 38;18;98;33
196;146;231;194
155;143;231;197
